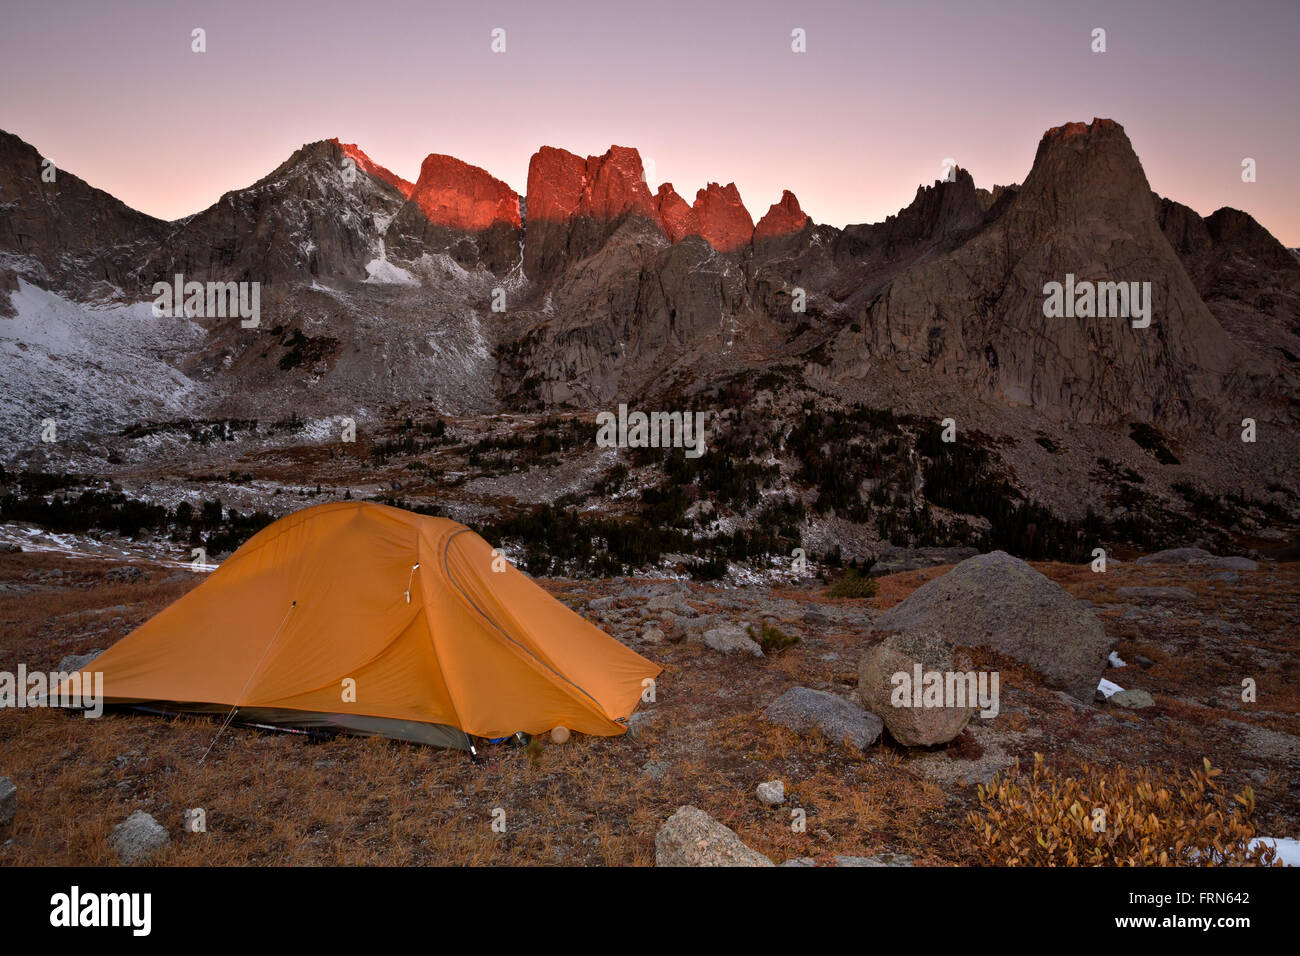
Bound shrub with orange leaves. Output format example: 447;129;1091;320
966;753;1278;866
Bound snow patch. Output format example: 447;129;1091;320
0;280;207;447
364;258;420;286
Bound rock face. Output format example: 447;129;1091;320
754;189;810;241
832;119;1259;426
0;777;15;825
406;154;520;232
655;806;773;867
0;129;168;296
580;146;659;222
874;551;1113;702
523;145;661;281
108;810;169;864
692;182;754;252
329;139;415;197
1158;196;1300;366
763;687;884;749
654;183;701;242
859;630;976;746
387;152;522;274
141;139;407;287
842;167;989;261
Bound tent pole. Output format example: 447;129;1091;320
199;599;297;765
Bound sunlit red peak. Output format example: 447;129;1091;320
692;182;754;251
409;153;521;231
328;138;415;197
755;189;811;239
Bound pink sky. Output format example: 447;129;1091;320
3;0;1297;243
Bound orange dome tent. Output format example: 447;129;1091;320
61;502;660;750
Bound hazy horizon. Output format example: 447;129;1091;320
2;0;1297;243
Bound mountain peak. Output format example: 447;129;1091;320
580;145;658;221
408;153;520;231
755;189;811;240
1023;118;1151;224
1042;117;1123;142
655;183;701;242
327;138;415;197
692;182;754;251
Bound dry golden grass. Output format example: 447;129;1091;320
1;551;1296;866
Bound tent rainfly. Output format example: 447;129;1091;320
59;502;661;750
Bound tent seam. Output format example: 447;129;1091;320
441;528;614;722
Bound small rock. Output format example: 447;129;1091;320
57;650;104;673
106;565;145;583
756;780;785;806
1097;678;1124;700
655;806;773;867
1053;690;1091;711
1109;689;1155;709
834;853;915;867
0;777;16;826
1209;571;1240;584
641;626;665;644
959;766;998;787
1136;547;1215;566
1117;586;1198;602
1206;556;1257;571
683;613;720;634
0;542;21;554
642;760;669;781
626;711;657;739
779;857;816;867
588;596;617;612
763;687;883;749
550;726;570;744
700;625;763;657
108;810;169;864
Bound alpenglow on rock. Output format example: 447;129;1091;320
873;551;1114;702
